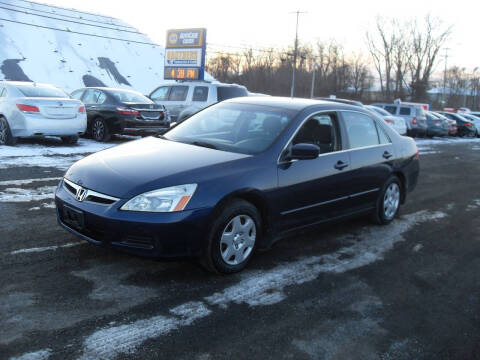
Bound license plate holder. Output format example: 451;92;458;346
63;205;85;231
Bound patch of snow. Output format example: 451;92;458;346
10;242;84;255
9;349;51;360
27;207;40;211
412;244;423;252
78;302;211;360
0;186;56;202
0;177;61;186
415;137;480;146
205;210;446;308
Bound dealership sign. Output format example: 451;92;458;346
164;28;206;80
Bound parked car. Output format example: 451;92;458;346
55;97;419;273
459;113;480;136
149;80;248;123
70;87;169;142
315;97;364;107
436;112;476;137
366;105;407;135
430;112;457;136
425;111;449;137
372;103;427;137
0;81;86;145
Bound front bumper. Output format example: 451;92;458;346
55;182;212;258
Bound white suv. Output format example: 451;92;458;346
148;81;248;123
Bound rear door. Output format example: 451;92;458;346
339;110;394;210
276;112;353;231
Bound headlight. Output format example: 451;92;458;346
121;184;197;212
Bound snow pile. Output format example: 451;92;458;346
0;0;164;94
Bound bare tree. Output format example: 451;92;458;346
408;15;452;102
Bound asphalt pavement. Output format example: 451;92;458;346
1;137;480;360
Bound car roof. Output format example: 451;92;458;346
223;96;367;112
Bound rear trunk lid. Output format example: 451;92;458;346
124;102;166;121
20;98;81;119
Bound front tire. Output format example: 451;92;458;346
372;175;402;225
202;199;261;274
91;118;111;142
0;117;17;145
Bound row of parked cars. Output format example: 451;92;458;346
1;79;479;147
317;97;480;138
0;80;249;145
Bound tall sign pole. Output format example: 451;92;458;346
290;11;306;98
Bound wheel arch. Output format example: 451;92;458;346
210;188;272;244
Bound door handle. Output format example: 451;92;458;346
383;151;393;159
334;160;349;170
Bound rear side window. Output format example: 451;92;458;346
192;86;209;102
83;89;105;104
216;86;248;102
70;90;84;100
169;86;189;101
150;86;170;101
0;88;6;97
399;107;411;115
343;112;381;149
293;113;339;154
97;91;107;104
384;106;397;115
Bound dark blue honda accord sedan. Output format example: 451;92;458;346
55;97;419;273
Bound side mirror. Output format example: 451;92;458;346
290;143;320;160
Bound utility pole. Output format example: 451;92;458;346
310;62;318;98
290;10;306;98
442;48;450;108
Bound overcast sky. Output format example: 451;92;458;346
46;0;477;73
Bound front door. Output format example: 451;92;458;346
276;112;354;232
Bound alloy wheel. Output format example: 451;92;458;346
383;183;400;220
93;120;105;141
0;118;7;145
220;214;256;265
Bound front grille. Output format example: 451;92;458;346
63;178;120;205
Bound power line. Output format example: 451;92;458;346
0;0;136;29
16;0;119;21
0;17;158;46
0;4;143;34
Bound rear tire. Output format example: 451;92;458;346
201;199;261;274
372;175;402;225
91;117;111;142
61;135;78;145
0;116;17;146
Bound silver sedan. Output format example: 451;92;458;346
0;81;87;145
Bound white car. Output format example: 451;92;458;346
366;105;408;135
149;80;248;123
0;81;87;145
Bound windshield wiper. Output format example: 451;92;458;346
190;141;218;150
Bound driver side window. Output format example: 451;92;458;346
293;113;340;154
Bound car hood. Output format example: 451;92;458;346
65;137;250;198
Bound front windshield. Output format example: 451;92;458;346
109;89;153;104
165;102;297;155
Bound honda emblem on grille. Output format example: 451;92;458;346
75;187;87;202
